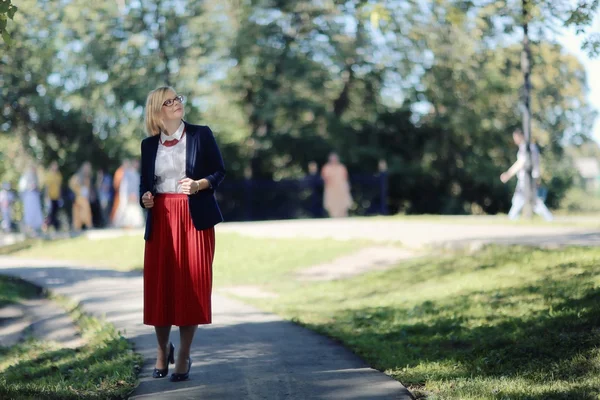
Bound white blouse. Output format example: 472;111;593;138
154;122;187;194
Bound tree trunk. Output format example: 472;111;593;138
521;0;535;218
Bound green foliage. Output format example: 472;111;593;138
249;245;600;399
0;0;17;46
559;187;600;213
1;0;597;214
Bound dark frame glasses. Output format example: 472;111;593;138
163;95;185;107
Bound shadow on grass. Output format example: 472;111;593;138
0;335;139;400
309;267;600;399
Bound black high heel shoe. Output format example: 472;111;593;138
169;358;192;382
152;342;175;378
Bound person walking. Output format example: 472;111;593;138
139;86;225;382
500;128;553;221
321;152;353;218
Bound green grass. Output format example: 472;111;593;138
243;246;600;399
0;290;142;400
0;275;41;307
6;232;371;286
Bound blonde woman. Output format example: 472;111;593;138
139;87;225;382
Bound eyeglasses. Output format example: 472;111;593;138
163;95;185;107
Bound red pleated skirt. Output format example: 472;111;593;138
143;194;215;326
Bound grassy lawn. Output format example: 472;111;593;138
0;289;142;400
244;245;600;399
6;232;371;286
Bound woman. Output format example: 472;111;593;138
139;86;225;382
321;152;353;218
110;160;129;226
18;165;44;235
96;168;113;227
114;160;144;228
69;162;94;231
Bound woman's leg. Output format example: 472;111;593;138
72;202;82;231
175;325;197;372
154;325;172;369
83;202;93;228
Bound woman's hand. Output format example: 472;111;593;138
142;191;154;208
179;178;210;195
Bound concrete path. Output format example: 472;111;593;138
217;217;600;248
0;257;413;400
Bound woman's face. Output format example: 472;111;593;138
160;91;185;122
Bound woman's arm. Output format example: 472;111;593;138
199;127;226;190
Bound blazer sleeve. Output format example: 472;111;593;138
203;127;226;190
139;140;149;208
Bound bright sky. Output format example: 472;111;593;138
558;21;600;142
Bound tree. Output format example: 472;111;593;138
1;0;217;177
0;0;17;45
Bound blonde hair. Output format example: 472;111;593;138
145;86;176;136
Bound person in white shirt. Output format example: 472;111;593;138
18;164;45;235
139;86;226;382
500;128;553;221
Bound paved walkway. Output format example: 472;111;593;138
0;257;412;400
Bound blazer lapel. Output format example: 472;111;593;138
185;121;198;178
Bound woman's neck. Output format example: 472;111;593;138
163;119;181;136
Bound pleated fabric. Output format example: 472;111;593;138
143;194;215;326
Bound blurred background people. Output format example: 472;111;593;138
43;161;63;232
321;153;353;218
114;159;144;228
500;128;553;221
18;164;44;235
69;162;94;231
0;182;15;233
110;159;128;226
96;168;113;228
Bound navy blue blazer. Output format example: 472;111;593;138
139;122;226;240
